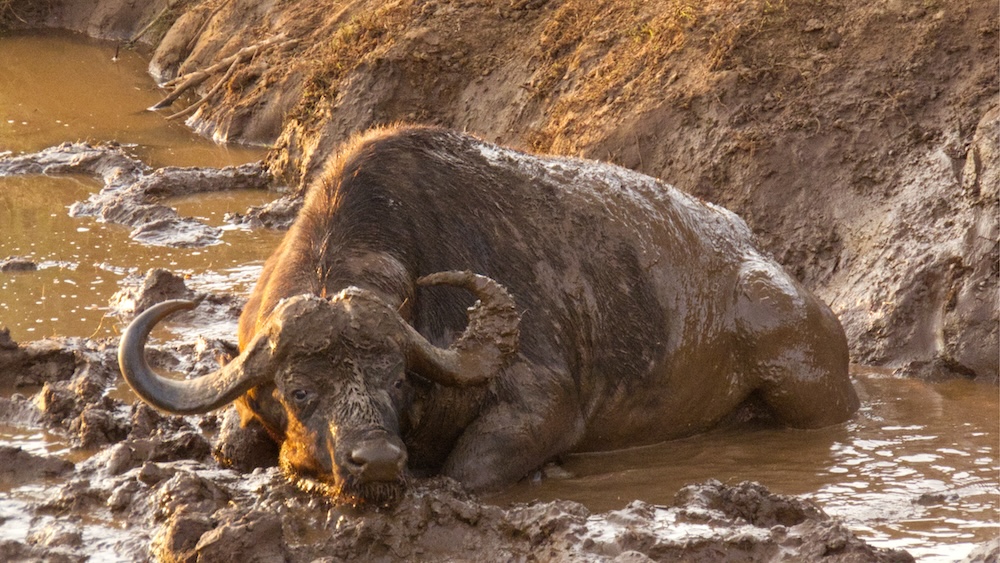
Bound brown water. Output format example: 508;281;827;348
492;369;1000;561
0;31;997;563
0;31;283;343
0;30;263;167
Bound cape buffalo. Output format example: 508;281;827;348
119;125;859;506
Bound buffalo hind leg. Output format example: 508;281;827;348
735;261;859;428
441;363;583;493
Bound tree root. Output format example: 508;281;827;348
150;34;297;118
130;0;182;45
166;55;241;120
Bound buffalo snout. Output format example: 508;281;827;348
347;438;407;482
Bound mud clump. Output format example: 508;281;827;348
142;475;913;563
362;483;906;561
0;143;272;248
0;330;79;387
965;538;1000;563
675;479;826;528
109;265;246;363
0;256;37;273
226;193;303;230
111;268;195;317
212;406;280;472
0;446;74;487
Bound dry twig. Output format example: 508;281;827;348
150;34;295;115
166;55;241;120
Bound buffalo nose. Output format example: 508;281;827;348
349;440;405;482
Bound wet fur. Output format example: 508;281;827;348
232;125;859;502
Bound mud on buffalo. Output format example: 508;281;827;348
119;125;860;506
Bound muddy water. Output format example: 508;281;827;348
0;30;263;167
1;32;997;563
0;31;283;343
0;31;284;559
0;174;281;341
492;369;999;561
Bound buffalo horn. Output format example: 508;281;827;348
118;299;274;415
403;271;520;386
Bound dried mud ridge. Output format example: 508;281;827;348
1;324;913;562
0;143;275;248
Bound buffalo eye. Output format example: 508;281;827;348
394;377;405;390
290;388;310;403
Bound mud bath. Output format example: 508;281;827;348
0;9;997;563
0;334;887;563
0;331;991;561
492;370;999;560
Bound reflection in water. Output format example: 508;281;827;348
818;375;999;560
490;370;999;562
0;425;71;459
0;30;262;166
0;32;283;561
0;174;281;341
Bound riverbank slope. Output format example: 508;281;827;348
4;0;997;376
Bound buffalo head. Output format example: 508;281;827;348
118;271;519;506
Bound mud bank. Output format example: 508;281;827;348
5;1;996;379
0;0;172;43
0;328;914;562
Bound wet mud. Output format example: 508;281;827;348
0;269;917;562
0;334;914;562
0;258;36;273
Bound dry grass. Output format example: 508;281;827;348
527;0;704;153
0;0;25;26
293;1;414;123
523;0;808;154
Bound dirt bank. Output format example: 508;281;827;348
8;0;994;382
